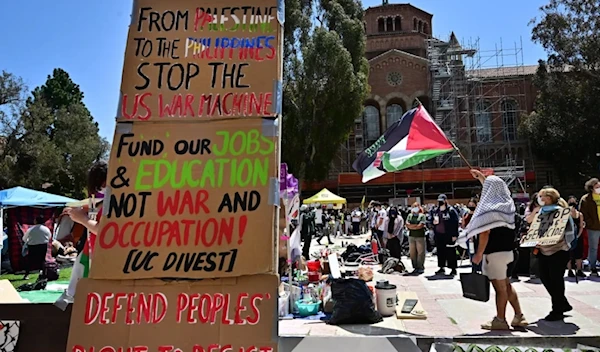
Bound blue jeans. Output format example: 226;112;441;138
588;230;600;272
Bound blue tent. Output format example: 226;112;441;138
0;186;77;207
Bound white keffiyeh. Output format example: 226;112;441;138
464;176;515;239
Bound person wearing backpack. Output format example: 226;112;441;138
567;196;586;278
536;188;575;321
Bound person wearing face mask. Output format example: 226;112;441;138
536;188;575;321
433;194;459;276
566;196;586;278
579;178;600;276
406;202;427;274
462;198;481;271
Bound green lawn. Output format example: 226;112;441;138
0;266;73;288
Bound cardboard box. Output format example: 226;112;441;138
67;275;278;352
117;0;283;121
90;118;279;280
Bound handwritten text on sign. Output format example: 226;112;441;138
120;0;281;120
67;276;278;352
520;207;571;247
90;119;277;279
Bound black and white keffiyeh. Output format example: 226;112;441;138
464;175;515;239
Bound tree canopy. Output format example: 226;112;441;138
0;69;109;198
520;0;600;176
282;0;369;181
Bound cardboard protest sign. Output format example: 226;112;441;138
118;0;283;121
520;207;571;247
89;118;279;280
66;275;278;352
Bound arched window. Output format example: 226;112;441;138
413;18;417;31
502;100;519;141
363;106;381;146
386;104;403;128
378;18;385;32
386;17;393;32
418;20;423;32
423;23;429;34
474;101;492;143
394;17;401;31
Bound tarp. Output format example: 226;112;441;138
303;188;346;205
0;187;76;207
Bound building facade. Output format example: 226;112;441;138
306;2;543;204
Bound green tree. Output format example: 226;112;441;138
282;0;369;181
520;0;600;176
0;69;109;198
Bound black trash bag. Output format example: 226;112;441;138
328;278;383;325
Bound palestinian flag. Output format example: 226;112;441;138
353;104;454;183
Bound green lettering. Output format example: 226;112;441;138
135;160;153;191
252;158;269;186
247;130;260;155
237;159;252;187
260;135;275;155
212;131;229;156
200;159;215;187
183;160;201;188
155;160;176;189
214;159;228;187
230;131;246;156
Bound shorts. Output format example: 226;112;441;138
482;251;514;281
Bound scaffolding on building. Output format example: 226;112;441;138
427;35;529;192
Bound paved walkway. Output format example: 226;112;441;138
280;234;600;338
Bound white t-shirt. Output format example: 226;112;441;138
315;209;323;224
23;225;52;245
377;209;388;232
351;212;361;222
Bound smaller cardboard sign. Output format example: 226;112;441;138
520;207;571;247
66;275;278;352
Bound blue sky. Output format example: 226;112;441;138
0;0;549;140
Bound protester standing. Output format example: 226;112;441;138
375;203;388;248
525;193;542;279
433;194;459;276
567;196;586;278
351;208;362;236
579;178;600;276
406;203;427;274
386;207;404;259
22;215;51;280
537;188;575;321
467;170;527;330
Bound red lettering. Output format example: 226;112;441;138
198;293;212;323
176;293;189;323
133;347;149;352
153;293;168;323
188;293;200;323
84;293;101;325
247;294;264;325
99;348;114;352
99;293;114;324
207;345;220;352
138;293;153;323
111;293;127;323
221;293;233;325
121;93;152;120
234;293;248;324
194;9;213;31
158;190;209;216
72;346;86;352
210;293;225;324
125;293;136;324
158;346;174;352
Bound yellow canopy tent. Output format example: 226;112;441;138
302;188;346;205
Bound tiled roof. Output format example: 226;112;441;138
466;65;539;78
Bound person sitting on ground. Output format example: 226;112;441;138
467;170;527;331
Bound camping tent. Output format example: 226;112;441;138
302;188;346;205
0;187;76;272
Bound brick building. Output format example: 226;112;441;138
304;1;549;204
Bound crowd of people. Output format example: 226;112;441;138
298;171;600;330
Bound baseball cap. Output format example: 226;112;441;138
437;194;447;202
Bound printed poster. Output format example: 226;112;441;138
89;118;279;280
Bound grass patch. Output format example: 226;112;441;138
0;266;73;288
